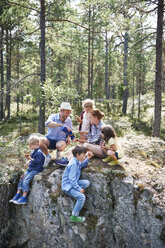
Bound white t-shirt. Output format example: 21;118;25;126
81;112;91;133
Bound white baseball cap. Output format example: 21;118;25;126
59;102;72;110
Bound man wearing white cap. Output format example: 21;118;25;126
39;102;73;166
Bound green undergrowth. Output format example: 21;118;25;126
0;110;38;138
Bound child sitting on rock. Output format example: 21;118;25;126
9;135;45;205
62;145;93;223
101;125;124;165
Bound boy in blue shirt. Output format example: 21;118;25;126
62;145;93;223
9;136;45;205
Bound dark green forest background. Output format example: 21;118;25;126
0;0;164;139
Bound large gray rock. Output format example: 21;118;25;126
5;159;165;248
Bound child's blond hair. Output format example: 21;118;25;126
27;136;39;146
83;99;95;109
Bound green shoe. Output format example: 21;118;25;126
102;156;112;162
108;160;119;166
70;215;86;223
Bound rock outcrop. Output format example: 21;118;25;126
0;133;165;248
1;158;165;248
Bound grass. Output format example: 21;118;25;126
0;108;39;137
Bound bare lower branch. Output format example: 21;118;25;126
0;73;40;94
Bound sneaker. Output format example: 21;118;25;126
102;156;112;163
43;155;51;168
56;157;69;166
9;193;21;203
14;196;27;205
70;215;86;223
108;160;119;166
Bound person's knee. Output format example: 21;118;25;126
86;180;90;188
83;142;89;149
78;193;85;203
56;141;66;151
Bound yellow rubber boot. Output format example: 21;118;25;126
102;156;112;163
108;160;119;166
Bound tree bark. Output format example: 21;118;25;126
0;26;4;120
105;30;109;99
153;0;164;137
87;6;91;98
91;8;94;99
5;27;11;120
16;41;20;115
122;31;128;115
39;0;46;134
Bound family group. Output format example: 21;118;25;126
9;99;123;223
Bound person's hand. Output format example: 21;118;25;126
25;154;31;159
72;138;77;142
66;136;71;145
80;188;85;194
79;131;88;134
86;151;94;159
76;138;86;143
75;115;82;123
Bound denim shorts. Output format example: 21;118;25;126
115;152;119;159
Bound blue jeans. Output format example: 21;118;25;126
64;179;90;216
17;170;39;193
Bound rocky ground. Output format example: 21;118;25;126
0;130;165;207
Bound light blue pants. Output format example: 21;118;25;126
64;179;90;216
17;170;39;193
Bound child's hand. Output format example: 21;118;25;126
80;189;85;194
75;138;86;143
25;154;31;159
79;131;88;134
66;137;71;145
87;151;94;159
75;115;82;123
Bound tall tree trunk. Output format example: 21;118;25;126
138;39;143;120
122;31;128;115
105;30;109;99
108;49;111;99
87;6;91;98
0;26;4;120
162;39;165;92
5;27;11;120
16;41;20;115
131;70;135;119
153;0;164;137
90;27;94;99
138;70;141;120
39;0;46;134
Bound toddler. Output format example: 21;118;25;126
76;99;95;140
9;136;45;204
101;125;124;165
